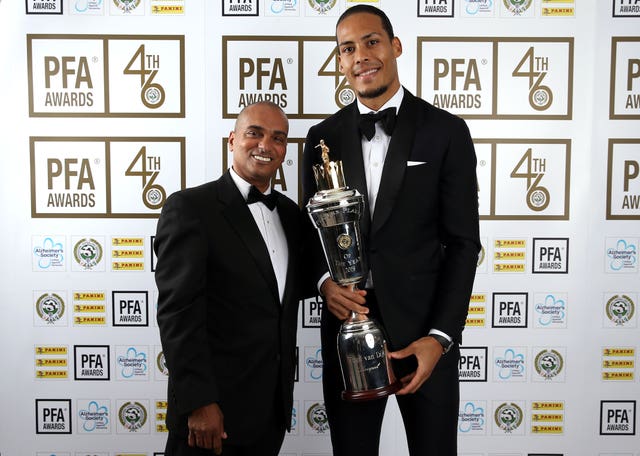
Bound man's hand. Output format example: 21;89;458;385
389;336;443;395
320;278;368;320
187;403;227;454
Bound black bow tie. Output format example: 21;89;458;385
247;185;278;210
358;107;397;141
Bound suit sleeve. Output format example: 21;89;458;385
154;192;219;415
432;116;481;342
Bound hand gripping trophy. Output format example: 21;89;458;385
306;140;400;401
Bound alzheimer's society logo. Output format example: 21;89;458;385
606;238;638;272
117;346;148;380
494;347;526;381
33;236;65;271
78;400;109;433
534;293;567;328
458;401;486;434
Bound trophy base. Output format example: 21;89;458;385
341;381;402;402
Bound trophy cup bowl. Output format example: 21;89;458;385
306;140;400;401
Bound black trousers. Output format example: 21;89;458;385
164;419;285;456
321;291;459;456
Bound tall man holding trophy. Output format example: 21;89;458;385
302;5;481;455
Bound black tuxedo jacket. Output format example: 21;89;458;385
303;89;480;395
154;171;303;444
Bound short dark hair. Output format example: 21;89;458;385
336;5;395;42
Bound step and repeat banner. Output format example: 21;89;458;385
0;0;638;455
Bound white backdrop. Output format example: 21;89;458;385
0;1;639;455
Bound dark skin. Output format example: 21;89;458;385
186;102;289;454
320;11;444;395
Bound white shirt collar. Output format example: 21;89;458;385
229;166;272;201
356;86;404;115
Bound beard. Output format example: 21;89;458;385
357;84;388;100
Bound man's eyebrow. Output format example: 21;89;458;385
338;31;381;48
246;124;288;137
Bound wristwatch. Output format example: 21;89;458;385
430;334;454;355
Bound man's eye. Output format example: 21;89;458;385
368;39;379;46
341;46;353;54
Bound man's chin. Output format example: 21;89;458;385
357;85;388;100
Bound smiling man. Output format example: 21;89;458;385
302;5;481;455
155;101;305;456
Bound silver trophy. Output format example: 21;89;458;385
307;140;400;401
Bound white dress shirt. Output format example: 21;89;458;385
230;167;289;303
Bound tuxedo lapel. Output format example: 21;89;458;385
218;172;280;303
371;90;417;235
340;104;372;235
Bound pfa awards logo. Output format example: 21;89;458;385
600;400;636;435
418;0;454;17
532;238;569;273
492;292;528;328
35;292;66;326
418;37;572;118
27;34;184;117
604;293;636;328
493;401;525;435
77;399;110;433
459;347;488;382
223;0;259;16
112;291;149;326
302;295;323;328
607;139;640;219
27;0;63;14
610;38;640;118
117;400;149;433
476;140;570;220
36;399;72;434
31;137;185;218
223;36;353;118
74;345;110;380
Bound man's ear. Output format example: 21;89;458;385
228;131;235;150
392;36;403;58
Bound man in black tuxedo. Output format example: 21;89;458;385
155;101;303;455
302;6;480;455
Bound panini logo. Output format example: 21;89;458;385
418;37;573;119
27;35;185;117
476;139;570;220
30;137;185;218
607;139;640;219
223;36;360;119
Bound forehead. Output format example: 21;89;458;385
337;12;385;40
237;105;287;129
